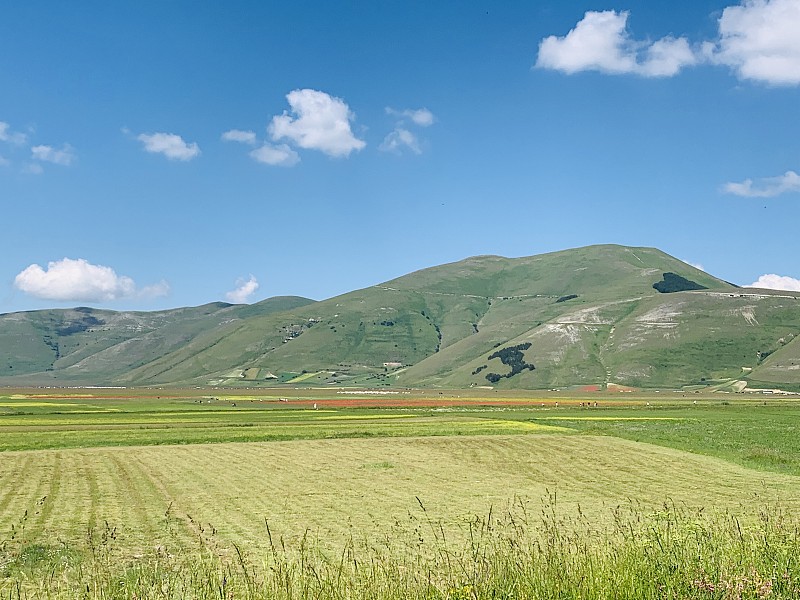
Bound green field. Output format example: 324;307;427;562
2;388;800;598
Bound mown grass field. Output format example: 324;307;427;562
2;387;800;598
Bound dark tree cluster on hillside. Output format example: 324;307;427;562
43;336;60;362
56;314;105;336
485;342;535;383
653;273;707;293
556;294;578;303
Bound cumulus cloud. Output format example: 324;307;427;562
711;0;800;86
641;36;698;77
137;132;200;161
0;121;27;145
249;143;300;167
221;129;257;145
31;144;76;166
380;128;421;155
14;258;168;302
225;275;259;304
723;170;800;197
747;274;800;291
536;2;800;85
536;10;697;77
269;89;366;158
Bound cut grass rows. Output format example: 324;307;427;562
0;452;183;554
2;391;800;597
2;435;798;557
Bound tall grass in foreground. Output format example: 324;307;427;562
2;496;800;599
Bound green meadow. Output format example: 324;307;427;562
2;388;800;598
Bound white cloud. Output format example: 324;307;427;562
137;132;200;161
13;258;168;302
140;280;171;299
269;89;366;158
379;128;421;155
712;0;800;86
382;107;435;155
536;10;697;77
221;129;257;145
0;155;9;167
225;275;259;304
723;170;800;197
387;107;436;127
747;274;800;291
536;2;800;86
0;121;27;145
406;108;435;127
640;36;698;77
249;143;300;167
31;144;76;166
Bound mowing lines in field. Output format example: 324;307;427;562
0;452;57;539
107;453;172;548
0;449;196;554
24;451;63;540
0;454;38;524
30;453;106;545
124;452;211;551
3;435;798;557
131;435;800;553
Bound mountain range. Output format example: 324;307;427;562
2;244;799;391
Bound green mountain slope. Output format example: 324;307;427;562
2;244;799;390
0;296;315;384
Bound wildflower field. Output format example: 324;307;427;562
1;388;800;598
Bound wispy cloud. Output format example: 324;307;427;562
381;106;436;155
22;163;44;175
14;258;169;302
249;143;299;167
31;144;76;166
269;89;366;158
139;280;171;299
225;275;259;303
3;121;76;172
379;128;421;155
0;121;28;145
387;107;435;127
723;170;800;197
746;274;800;291
221;129;257;145
137;132;200;161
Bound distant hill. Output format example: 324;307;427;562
0;296;315;385
3;245;799;391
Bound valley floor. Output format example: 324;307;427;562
2;388;800;598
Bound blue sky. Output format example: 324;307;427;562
2;0;799;312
